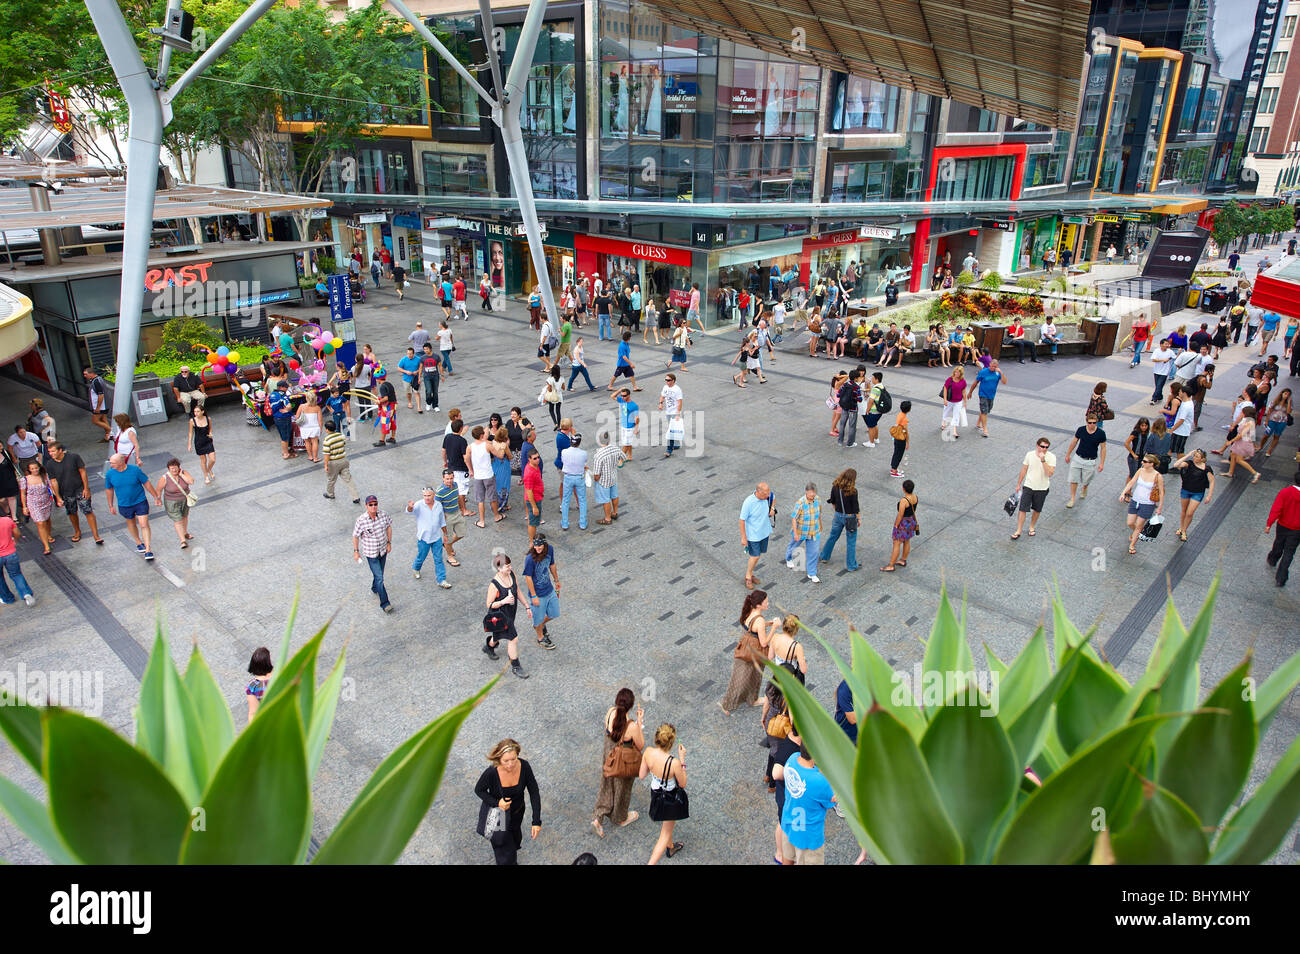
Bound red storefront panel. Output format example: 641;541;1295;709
573;234;693;266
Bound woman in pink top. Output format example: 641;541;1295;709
940;366;970;439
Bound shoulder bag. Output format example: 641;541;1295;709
167;471;199;508
734;614;766;665
602;732;642;779
648;756;689;822
889;420;908;441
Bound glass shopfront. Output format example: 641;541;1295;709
713;238;805;315
576;232;703;321
803;227;912;298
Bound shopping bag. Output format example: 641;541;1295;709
1003;491;1021;517
1139;514;1164;541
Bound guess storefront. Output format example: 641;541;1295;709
574;234;702;318
800;225;913;299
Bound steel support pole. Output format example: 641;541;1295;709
386;0;497;107
498;0;557;325
84;0;164;417
156;0;184;84
162;0;280;109
476;0;506;110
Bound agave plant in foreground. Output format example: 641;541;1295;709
0;597;495;863
769;577;1300;864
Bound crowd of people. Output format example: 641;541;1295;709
6;232;1300;871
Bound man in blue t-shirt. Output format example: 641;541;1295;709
1260;311;1282;358
834;679;858;743
440;278;454;320
397;347;422;412
607;331;639;392
973;359;1007;438
522;535;560;649
613;388;639;458
103;454;161;560
778;743;837;864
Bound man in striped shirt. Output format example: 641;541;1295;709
353;495;394;613
434;469;464;566
591;431;626;524
321;419;360;502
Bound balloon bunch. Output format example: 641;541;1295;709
204;345;241;376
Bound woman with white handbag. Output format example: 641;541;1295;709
155;457;198;549
474;739;542;865
539;367;565;430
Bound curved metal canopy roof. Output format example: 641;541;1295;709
636;0;1091;129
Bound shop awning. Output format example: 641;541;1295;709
0;181;330;232
1145;196;1209;215
638;0;1091;129
0;282;37;366
318;192;1210;223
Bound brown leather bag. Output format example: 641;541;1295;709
734;631;765;665
602;739;641;779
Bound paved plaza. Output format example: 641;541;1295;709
2;248;1298;865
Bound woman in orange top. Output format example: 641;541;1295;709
889;401;911;477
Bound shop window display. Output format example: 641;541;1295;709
828;74;900;133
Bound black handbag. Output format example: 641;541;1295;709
648;756;689;822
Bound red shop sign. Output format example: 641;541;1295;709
668;288;692;308
574;233;693;267
803;228;861;251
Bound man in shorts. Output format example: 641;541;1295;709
973;359;1007;438
607;331;639;391
440;275;454;321
591;431;626;524
1065;416;1107;507
862;371;885;448
83;367;111;441
522;447;545;546
613;388;640;458
739;481;773;589
522;534;560;650
44;442;103;544
453;273;468;320
772;299;786;342
104;453;161;560
1012;437;1056;539
466;424;500;527
441;418;472;517
434;469;465;565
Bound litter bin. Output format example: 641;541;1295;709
1200;285;1228;312
1080;317;1120;356
971;321;1007;356
128;374;170;427
1186;284;1204;309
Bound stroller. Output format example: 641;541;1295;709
349;273;367;304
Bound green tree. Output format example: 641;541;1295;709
169;0;425;237
1211;202;1244;251
768;579;1300;864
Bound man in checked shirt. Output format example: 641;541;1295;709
353;494;395;613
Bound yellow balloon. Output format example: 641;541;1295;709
227;351;240;364
331;337;343;349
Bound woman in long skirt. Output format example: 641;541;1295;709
719;589;776;714
592;688;645;837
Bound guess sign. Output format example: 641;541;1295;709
574;233;692;266
144;262;213;292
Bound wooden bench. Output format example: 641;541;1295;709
196;366;265;402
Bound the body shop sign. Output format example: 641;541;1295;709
574;233;692;266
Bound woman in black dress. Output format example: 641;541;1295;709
484;552;527;678
506;407;525;474
188;406;216;484
473;739;542;865
1211;316;1230;359
0;454;19;522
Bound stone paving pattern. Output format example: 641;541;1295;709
1;242;1297;865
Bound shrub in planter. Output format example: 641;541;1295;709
317;256;338;276
969;292;999;316
1017;295;1045;318
160;317;222;357
979;271;1003;291
1017;275;1045;292
956;270;976;287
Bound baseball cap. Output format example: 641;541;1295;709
442;468;454;476
365;495;378;505
276;380;288;389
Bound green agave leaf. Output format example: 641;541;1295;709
984;644;1008;679
160;652;205;808
260;621;327;728
1256;645;1300;735
180;686;310;864
1111;784;1209;865
1055;653;1128;756
313;678;497;865
920;693;1019;864
856;705;963;863
182;642;236;776
996;628;1051;727
1050;580;1101;665
275;587;301;672
994;715;1166;864
0;774;76;865
1109;740;1156;834
1006;641;1089;770
920;585;975;711
1152;578;1218;756
847;627;926;742
307;643;348;781
767;661;886;862
1159;658;1257;830
0;688;42;773
44;708;189;864
1211;729;1300;864
134;626;168;764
